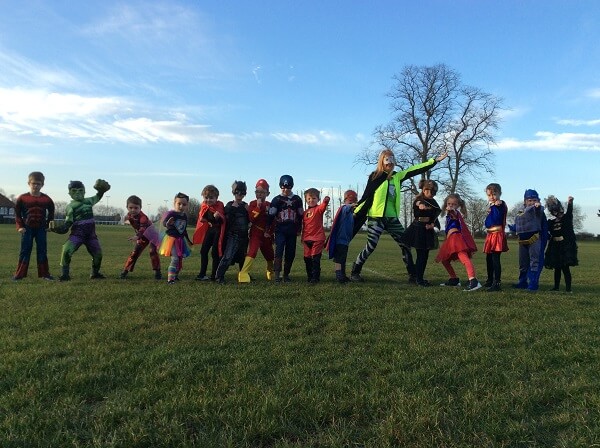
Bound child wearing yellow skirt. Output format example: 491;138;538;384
159;192;192;284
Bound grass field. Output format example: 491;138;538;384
1;224;600;447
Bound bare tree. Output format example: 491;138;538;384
464;198;489;235
358;64;502;197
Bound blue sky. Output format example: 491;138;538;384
1;0;600;232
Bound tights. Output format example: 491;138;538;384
554;266;572;291
442;251;475;280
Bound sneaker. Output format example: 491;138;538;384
440;278;461;287
42;275;55;281
416;280;432;287
195;274;210;281
119;271;128;279
59;274;71;282
408;275;417;284
90;273;106;279
550;287;560;292
350;273;364;282
12;276;23;281
167;280;176;285
482;279;493;288
154;271;162;280
217;277;225;284
486;283;501;292
464;278;482;291
283;276;292;283
275;277;282;283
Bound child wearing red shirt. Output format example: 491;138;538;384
302;188;330;283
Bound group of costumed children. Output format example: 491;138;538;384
12;160;579;292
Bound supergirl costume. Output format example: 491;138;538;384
483;200;508;288
435;210;478;281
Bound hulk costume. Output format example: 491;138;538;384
50;179;111;281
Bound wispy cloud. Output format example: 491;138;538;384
556;118;600;126
587;88;600;99
271;131;345;145
497;131;600;151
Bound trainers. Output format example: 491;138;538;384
416;280;432;287
154;271;162;280
464;278;482;291
42;275;55;281
283;276;292;283
90;273;106;279
440;277;461;287
12;276;23;281
195;274;210;281
486;283;501;292
119;271;128;279
167;280;176;285
217;277;225;284
59;274;71;282
350;273;364;282
482;279;493;288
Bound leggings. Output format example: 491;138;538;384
442;251;475;280
354;217;415;276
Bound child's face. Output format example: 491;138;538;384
446;198;459;210
281;186;292;196
422;187;434;199
255;188;269;201
69;187;85;201
127;203;141;216
174;198;189;213
525;198;537;207
486;189;499;203
305;195;319;208
204;195;217;206
28;179;44;196
233;191;246;202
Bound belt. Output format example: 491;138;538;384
447;228;459;236
416;217;431;223
553;236;564;242
486;225;503;233
519;233;539;245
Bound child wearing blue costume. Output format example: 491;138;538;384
482;183;509;292
159;192;192;284
436;193;481;291
511;189;547;291
326;190;358;284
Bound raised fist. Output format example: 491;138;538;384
94;179;111;193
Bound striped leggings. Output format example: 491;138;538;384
354;217;415;276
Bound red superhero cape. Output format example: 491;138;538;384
192;202;226;256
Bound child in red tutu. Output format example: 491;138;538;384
482;183;509;291
436;193;481;291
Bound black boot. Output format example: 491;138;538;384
350;262;364;282
310;254;321;284
304;257;313;282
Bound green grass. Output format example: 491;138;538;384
1;224;600;447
